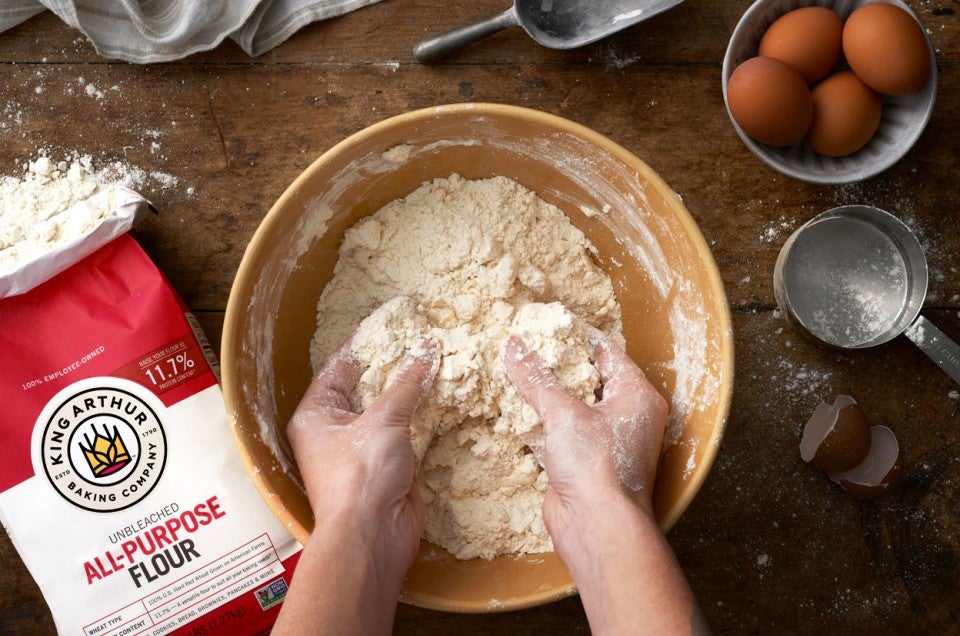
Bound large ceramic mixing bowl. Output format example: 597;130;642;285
221;103;733;612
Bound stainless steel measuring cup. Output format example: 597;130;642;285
774;205;960;384
413;0;684;63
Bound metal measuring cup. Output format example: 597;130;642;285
773;205;960;385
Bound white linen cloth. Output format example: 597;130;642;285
0;0;382;62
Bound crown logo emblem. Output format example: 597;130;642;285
79;425;132;477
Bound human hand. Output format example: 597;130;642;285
274;337;438;635
502;332;706;636
502;331;669;553
286;337;438;578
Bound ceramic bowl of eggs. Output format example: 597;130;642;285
722;0;937;184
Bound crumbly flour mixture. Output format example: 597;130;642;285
310;174;624;560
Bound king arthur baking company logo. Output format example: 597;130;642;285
79;424;132;476
36;377;168;513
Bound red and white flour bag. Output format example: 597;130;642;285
0;191;301;635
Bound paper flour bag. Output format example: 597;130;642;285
0;192;301;635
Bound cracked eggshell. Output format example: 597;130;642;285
829;425;902;498
799;395;871;473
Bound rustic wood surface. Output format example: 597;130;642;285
2;1;958;633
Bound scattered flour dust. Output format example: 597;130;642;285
0;151;178;275
310;174;625;560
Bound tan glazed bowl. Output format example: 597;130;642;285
221;103;734;612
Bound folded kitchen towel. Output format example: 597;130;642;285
0;0;383;62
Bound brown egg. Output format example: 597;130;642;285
799;395;871;473
829;425;902;498
806;71;882;157
727;56;814;147
843;2;931;95
759;7;843;84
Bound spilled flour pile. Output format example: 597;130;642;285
0;152;175;276
310;174;624;560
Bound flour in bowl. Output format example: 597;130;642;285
310;174;624;560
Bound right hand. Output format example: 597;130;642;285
502;331;669;551
504;333;710;636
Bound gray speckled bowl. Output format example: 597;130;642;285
722;0;937;184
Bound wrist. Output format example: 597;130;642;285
546;492;704;636
275;516;401;636
312;507;415;587
548;489;655;576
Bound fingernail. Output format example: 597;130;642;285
396;337;440;384
403;335;436;361
318;338;358;377
586;325;609;348
502;335;528;361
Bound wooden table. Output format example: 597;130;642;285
2;2;958;633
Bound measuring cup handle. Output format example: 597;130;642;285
413;8;520;63
904;315;960;385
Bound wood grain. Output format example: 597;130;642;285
1;1;958;633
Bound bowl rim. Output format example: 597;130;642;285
721;0;938;184
221;102;735;611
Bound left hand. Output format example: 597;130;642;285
285;337;438;579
